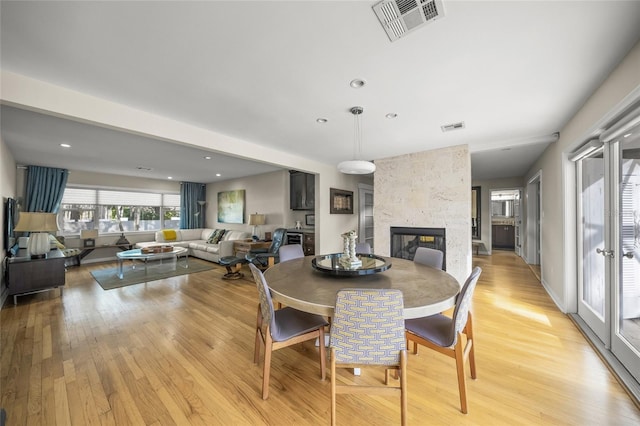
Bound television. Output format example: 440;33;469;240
4;197;17;253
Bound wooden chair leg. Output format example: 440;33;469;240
254;305;263;364
330;348;337;426
466;313;477;379
319;327;327;380
454;338;468;414
400;350;407;426
262;334;273;400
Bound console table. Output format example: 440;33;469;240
6;249;66;305
78;243;133;265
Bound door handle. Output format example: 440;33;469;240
622;252;634;259
596;248;615;257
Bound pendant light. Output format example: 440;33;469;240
337;106;376;174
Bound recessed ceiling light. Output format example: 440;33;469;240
385;113;398;119
60;143;71;148
623;133;632;138
167;176;173;180
204;156;212;160
216;173;221;177
316;118;328;124
349;78;366;88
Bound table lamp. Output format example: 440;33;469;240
249;213;266;240
13;212;59;259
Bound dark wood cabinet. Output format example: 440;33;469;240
7;249;66;304
492;225;515;249
290;171;315;210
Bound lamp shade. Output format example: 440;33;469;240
13;212;59;258
249;214;266;226
14;212;59;232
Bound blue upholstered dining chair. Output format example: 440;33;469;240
355;242;372;254
249;263;328;400
412;246;444;270
330;288;407;426
405;266;482;414
278;244;304;262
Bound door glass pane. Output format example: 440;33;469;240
619;130;640;352
582;155;606;318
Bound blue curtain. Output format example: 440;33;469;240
25;166;69;213
180;182;206;229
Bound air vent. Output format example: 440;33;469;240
441;121;465;132
373;0;445;42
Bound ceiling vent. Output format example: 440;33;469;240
441;121;465;132
373;0;446;42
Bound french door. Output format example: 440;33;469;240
574;110;640;383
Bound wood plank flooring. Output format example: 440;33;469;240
1;251;639;425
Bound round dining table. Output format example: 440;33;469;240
263;254;461;319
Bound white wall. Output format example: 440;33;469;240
1;135;17;301
206;170;289;237
525;40;640;312
374;145;471;284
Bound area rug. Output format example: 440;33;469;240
91;257;215;290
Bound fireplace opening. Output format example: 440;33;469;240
390;227;446;270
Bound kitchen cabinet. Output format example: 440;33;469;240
492;224;515;249
290;171;315;210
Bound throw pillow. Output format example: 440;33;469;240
162;229;177;241
207;229;226;244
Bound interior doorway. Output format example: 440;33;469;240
490;188;521;253
526;172;542;267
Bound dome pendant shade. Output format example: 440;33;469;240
338;106;376;175
337;160;376;174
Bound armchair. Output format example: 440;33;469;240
245;228;287;270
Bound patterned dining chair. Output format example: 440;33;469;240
330;288;407;426
413;247;444;270
250;263;328;399
278;244;305;262
405;267;482;414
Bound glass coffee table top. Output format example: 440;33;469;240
311;253;391;276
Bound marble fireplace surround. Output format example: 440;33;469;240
374;145;471;284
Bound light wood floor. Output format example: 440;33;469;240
1;251;639;425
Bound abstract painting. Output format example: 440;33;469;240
217;190;245;224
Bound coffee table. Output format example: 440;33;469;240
116;247;189;279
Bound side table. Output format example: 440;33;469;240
233;240;272;257
7;249;66;304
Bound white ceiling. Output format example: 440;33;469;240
1;1;639;182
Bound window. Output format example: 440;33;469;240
58;187;180;236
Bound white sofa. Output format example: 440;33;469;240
135;228;251;263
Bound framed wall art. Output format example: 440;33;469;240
217;189;245;224
330;188;353;214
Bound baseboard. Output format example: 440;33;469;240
540;276;567;313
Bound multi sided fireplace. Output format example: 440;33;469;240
390;226;446;270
